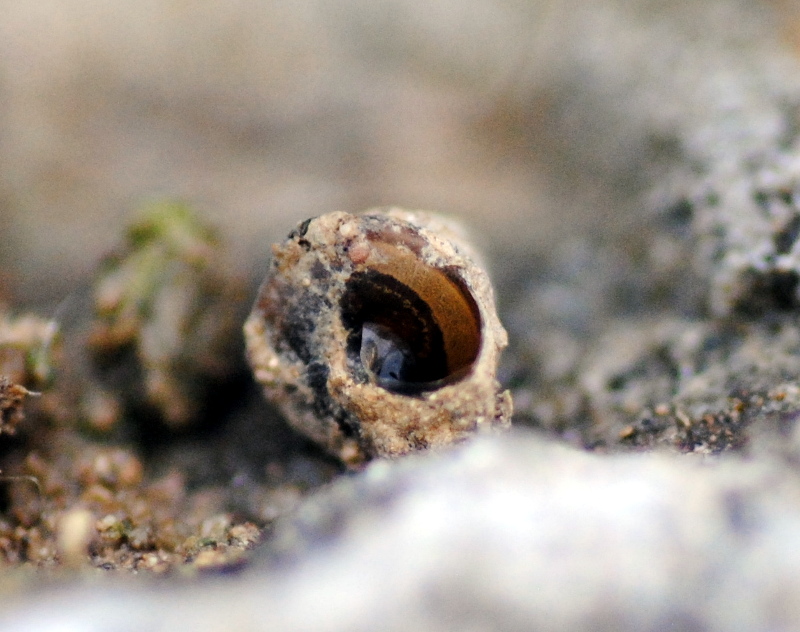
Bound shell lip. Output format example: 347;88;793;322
340;261;483;393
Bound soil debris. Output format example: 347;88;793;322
88;201;247;430
0;203;338;576
0;378;35;435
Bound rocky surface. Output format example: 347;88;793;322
3;0;800;630
4;432;800;632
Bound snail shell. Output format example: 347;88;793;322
244;208;512;466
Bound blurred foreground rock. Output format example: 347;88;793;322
5;432;800;631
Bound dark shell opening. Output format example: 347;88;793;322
340;267;481;394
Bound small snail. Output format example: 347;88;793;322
244;208;511;466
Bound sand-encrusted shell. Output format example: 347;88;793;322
244;208;511;466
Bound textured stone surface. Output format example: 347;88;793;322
5;433;800;631
3;0;800;630
550;0;800;317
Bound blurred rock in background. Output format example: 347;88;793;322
0;0;575;306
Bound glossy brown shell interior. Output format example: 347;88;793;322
340;234;482;390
